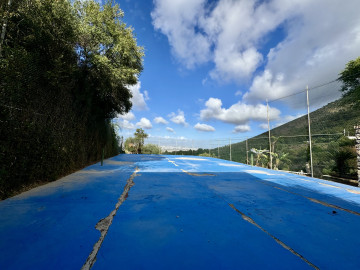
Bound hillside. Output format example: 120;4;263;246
209;91;360;179
270;93;359;137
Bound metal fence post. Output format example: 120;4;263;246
246;139;249;165
101;148;104;166
306;86;314;177
229;138;232;161
355;125;360;186
267;100;273;169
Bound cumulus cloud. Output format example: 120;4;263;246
151;0;300;81
200;98;280;125
136;118;152;129
169;110;188;126
166;127;175;133
118;120;136;130
152;0;360;105
233;125;251;133
235;91;242;96
116;112;135;121
194;123;215;132
154;116;168;125
127;82;149;110
151;0;210;68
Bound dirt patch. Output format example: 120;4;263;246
104;160;134;166
186;172;215;177
180;169;215;177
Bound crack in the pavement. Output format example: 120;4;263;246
229;203;320;270
81;168;139;270
180;169;215;177
270;185;360;216
166;158;179;167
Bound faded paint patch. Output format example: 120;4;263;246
174;157;206;161
77;169;120;175
319;183;342;189
244;170;277;176
218;163;244;167
104;160;134;166
346;189;360;194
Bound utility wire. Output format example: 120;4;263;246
268;71;360;104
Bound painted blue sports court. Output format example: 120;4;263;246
1;154;360;269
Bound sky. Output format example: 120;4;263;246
111;0;360;145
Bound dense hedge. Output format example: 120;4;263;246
0;0;143;199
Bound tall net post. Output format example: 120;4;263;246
306;86;314;177
229;138;232;161
267;99;273;169
355;125;360;186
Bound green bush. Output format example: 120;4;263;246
0;0;143;199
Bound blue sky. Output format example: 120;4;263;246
112;0;360;144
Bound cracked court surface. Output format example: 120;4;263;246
1;155;360;269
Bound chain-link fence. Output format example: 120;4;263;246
142;79;359;186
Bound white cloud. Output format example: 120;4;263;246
136;118;152;129
200;98;280;125
151;0;210;68
116;112;135;121
210;47;263;82
169;110;188;126
235;91;242;96
194;123;215;132
243;1;360;103
118;120;136;130
152;0;360;106
127;82;149;110
154;116;168;125
166;127;175;133
144;90;150;101
151;0;300;81
233;125;251;133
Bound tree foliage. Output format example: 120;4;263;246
199;152;216;158
142;144;161;155
339;56;360;97
124;137;137;154
74;0;143;119
124;128;148;154
0;0;143;199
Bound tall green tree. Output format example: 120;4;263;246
0;0;144;198
74;0;144;119
339;56;360;96
134;128;148;154
124;137;137;154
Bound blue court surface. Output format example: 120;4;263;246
1;154;360;270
